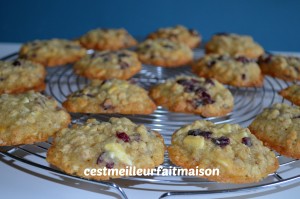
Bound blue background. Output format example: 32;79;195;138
0;0;299;51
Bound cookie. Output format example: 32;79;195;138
19;39;86;67
205;33;264;59
149;76;234;117
168;120;279;183
147;25;201;49
0;59;46;94
136;39;193;67
47;117;165;180
279;84;300;105
249;103;300;159
79;28;137;51
73;50;141;80
0;91;71;146
63;79;156;114
258;54;300;81
192;54;263;87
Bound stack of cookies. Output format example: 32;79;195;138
1;24;299;185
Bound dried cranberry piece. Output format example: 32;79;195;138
201;91;215;105
118;52;129;58
177;79;202;93
258;54;273;64
235;56;251;63
116;132;130;142
205;78;215;86
96;153;105;164
207;60;216;68
119;61;129;69
242;137;252;147
187;129;212;139
162;44;174;49
241;74;246;80
0;77;5;81
106;162;114;169
212;136;230;147
12;60;21;66
102;99;113;110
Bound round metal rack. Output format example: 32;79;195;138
0;51;299;199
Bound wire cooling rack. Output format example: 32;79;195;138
0;51;300;199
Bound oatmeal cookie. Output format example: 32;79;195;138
0;59;46;94
168;120;278;183
47;117;165;180
19;39;86;67
136;39;193;67
279;84;300;105
0;91;71;146
192;54;263;87
73;50;141;80
63;79;156;114
79;28;137;51
149;76;234;117
249;103;300;159
205;33;264;59
258;54;300;81
148;25;201;49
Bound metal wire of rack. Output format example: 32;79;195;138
0;51;300;199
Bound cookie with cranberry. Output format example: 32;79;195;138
136;39;193;67
19;39;86;67
47;117;165;180
63;79;156;114
279;84;300;105
249;103;300;159
205;33;264;59
192;54;263;87
149;76;234;117
168;120;278;183
148;25;201;49
79;28;137;51
258;54;300;81
0;91;71;146
0;59;46;94
73;50;141;80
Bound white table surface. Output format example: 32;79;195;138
0;43;299;199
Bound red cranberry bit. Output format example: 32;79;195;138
102;99;113;110
241;74;246;80
235;56;251;63
118;52;129;58
116;132;130;142
200;91;215;105
162;44;174;49
119;61;129;69
258;54;273;64
106;162;115;169
207;60;216;68
212;136;230;147
12;60;21;66
242;137;252;147
176;79;201;93
187;129;212;139
96;153;105;164
205;78;215;86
